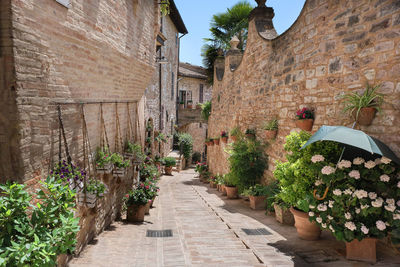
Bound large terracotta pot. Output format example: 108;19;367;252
290;207;321;240
145;201;152;215
352;107;376;126
164;166;173;175
264;130;277;140
221;136;228;143
150;197;156;208
127;204;146;222
249;195;267;210
225;186;238;199
221;185;227;196
274;204;295;225
295;119;314;131
346;238;377;263
213;139;220;145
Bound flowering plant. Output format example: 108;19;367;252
296;107;314;120
95;147;112;168
308;155;400;242
195;162;208;174
51;160;84;191
110;153;130;169
85;178;107;197
221;131;228;138
124;187;149;206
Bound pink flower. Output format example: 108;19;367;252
348;170;360;179
302;113;306;119
145;185;149;189
321;166;335;175
376;220;386;231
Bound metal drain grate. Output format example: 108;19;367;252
241;228;272;236
146;229;173;238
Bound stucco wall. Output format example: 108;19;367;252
208;0;400;179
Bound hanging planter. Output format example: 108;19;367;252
346;238;377;263
263;118;278;140
352;107;377;126
112;167;126;178
295;108;314;131
77;179;107;209
110;153;130;178
96;162;113;174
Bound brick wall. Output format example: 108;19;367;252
178;76;212;105
208;0;400;180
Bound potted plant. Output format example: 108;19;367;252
179;101;185;110
209;176;217;188
95;147;113;174
295;107;314;131
142;179;158;215
220;131;228;143
273;196;295;226
223;173;239;199
263;118;278;140
243;184;268;210
77;178;107;208
155;132;167;143
230;127;241;142
342;83;383;126
201;171;211;184
245;128;256;139
51;160;84;192
308;155;399;262
110;153;130;178
162;157;176;175
145;136;153;145
196;103;202;109
274;131;341;240
208;138;214;146
213;137;220;145
187;100;193;109
124;186;149;222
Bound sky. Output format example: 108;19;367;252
174;0;306;67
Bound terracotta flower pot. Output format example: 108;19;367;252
210;181;217;188
179;104;184;110
274;204;294;225
245;133;255;139
346;238;377;263
249;195;267;210
295;119;314;131
216;184;220;191
290;207;321;240
352;107;377;126
150;197;156;208
222;185;227;196
145;201;151;215
164;166;173;175
225;186;238;199
264;130;277;140
209;141;214;146
187;104;193;109
213;139;220;145
230;136;237;142
127;204;146;222
221;136;228;143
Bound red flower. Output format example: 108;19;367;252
145;185;149;189
140;183;144;187
125;194;129;198
303;113;306;118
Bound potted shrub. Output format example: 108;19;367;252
295;107;314;131
201;171;211;184
342;83;383;126
273;196;295;226
95;147;113;174
142;179;158;215
195;162;208;178
224;173;239;199
124;186;149;222
243;184;268;210
274;131;341;240
245;128;256;139
308;155;399;262
230;127;241;142
77;178;107;208
213;137;220;145
110;153;130;178
179;101;185;110
220;131;228;143
162;157;176;175
187;100;193;109
263;118;278;140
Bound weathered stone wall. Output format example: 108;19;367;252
178;76;212;105
208;0;400;180
145;15;179;157
179;122;207;157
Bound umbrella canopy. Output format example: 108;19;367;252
301;125;400;165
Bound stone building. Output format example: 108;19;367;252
177;63;212;157
145;1;187;158
208;0;400;179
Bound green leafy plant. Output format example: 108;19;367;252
245;128;256;135
201;101;212;121
159;0;170;16
155;133;168;143
178;133;193;160
110;153;130;169
0;177;79;266
139;162;160;180
145;136;153;144
162;157;176;167
263;119;278;131
223;173;237;187
192;152;202;163
95;147;112;168
195;162;208;174
273;131;341;212
124;187;149;206
85;179;106;197
342;83;383;120
230;127;242;137
125;141;143;157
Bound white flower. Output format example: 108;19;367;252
356;208;361;214
321;166;335;175
387;199;395;206
372;198;384;208
345;212;352;220
308;211;315;217
381;157;392;164
353;190;368;199
361;204;370;209
368;192;377;200
345;221;357;231
317;204;327;211
344;189;353;195
397;200;400;207
309;204;315;209
348;170;360;179
315;180;323;186
394;214;400;220
364;160;376;169
329;225;335;232
375;158;381;165
398;181;400;188
385;205;396;212
328;200;335;208
316;217;323;223
338;160;352;169
311;155;325;163
376;220;386;231
321;223;327;228
353;157;365;165
361;225;369;234
333;189;342;196
379;174;390;182
328;215;334;220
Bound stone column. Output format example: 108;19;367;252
250;0;278;40
226;36;243;71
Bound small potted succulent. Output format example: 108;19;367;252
95;147;113;174
295;107;314;131
245;128;256;139
213;137;220;145
220;131;228;143
110;153;130;178
162;157;176;175
230;127;241;142
262;118;278;140
124;186;149;223
187;100;193;109
77;178;107;209
223;173;238;199
342;83;383;126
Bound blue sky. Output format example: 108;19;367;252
175;0;306;67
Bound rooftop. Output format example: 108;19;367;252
179;62;207;80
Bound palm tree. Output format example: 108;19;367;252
201;1;254;84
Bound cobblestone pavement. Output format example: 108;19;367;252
70;169;400;267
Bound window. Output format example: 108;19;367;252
56;0;70;8
199;84;204;103
171;72;174;100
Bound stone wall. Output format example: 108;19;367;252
178;76;212;106
208;0;400;180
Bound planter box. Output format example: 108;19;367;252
346;238;377;263
290;207;321;240
69;179;83;192
249;195;266;210
96;162;113;174
77;192;97;209
127;204;146;222
274;204;294;225
113;167;126;178
225;186;238;199
124;152;135;160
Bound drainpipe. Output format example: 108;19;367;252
159;49;162;131
176;32;187;127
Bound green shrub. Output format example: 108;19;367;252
110;153;130;168
178;133;193;160
162;157;176;167
230;127;242;137
192;152;202;163
201;101;211;121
